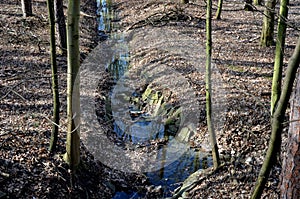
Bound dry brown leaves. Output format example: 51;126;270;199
1;0;300;198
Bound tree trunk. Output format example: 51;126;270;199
55;0;67;53
180;0;189;4
215;0;223;19
244;0;254;11
280;37;300;198
253;0;262;5
47;0;60;153
280;71;300;198
206;0;220;170
260;0;276;46
21;0;32;17
251;36;300;199
63;0;80;170
271;0;289;115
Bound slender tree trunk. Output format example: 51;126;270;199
251;36;300;199
280;71;300;198
63;0;80;170
260;0;276;46
21;0;32;17
215;0;223;19
244;0;254;11
47;0;60;153
55;0;67;53
253;0;262;5
206;0;220;170
271;0;289;114
180;0;189;4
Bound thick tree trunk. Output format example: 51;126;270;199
251;36;300;199
21;0;32;17
271;0;289;114
206;0;220;170
64;0;80;170
280;53;300;199
260;0;276;46
47;0;60;153
55;0;67;53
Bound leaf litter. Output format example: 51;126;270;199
1;0;300;198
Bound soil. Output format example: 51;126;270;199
1;0;300;198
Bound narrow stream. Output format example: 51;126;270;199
96;1;213;198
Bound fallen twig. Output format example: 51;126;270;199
0;171;9;178
3;75;51;82
0;81;24;101
126;7;194;31
0;132;9;137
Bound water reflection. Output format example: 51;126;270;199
107;48;129;82
97;0;129;81
97;0;114;38
147;149;212;196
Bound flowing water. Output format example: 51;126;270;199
96;1;213;197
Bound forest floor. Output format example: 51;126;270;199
0;0;300;198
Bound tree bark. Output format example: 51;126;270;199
47;0;60;153
244;0;254;11
253;0;262;5
55;0;67;53
64;0;80;170
280;52;300;199
260;0;276;46
271;0;289;115
21;0;32;17
206;0;220;170
180;0;189;4
251;36;300;199
215;0;223;19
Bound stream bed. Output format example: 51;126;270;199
96;0;213;198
